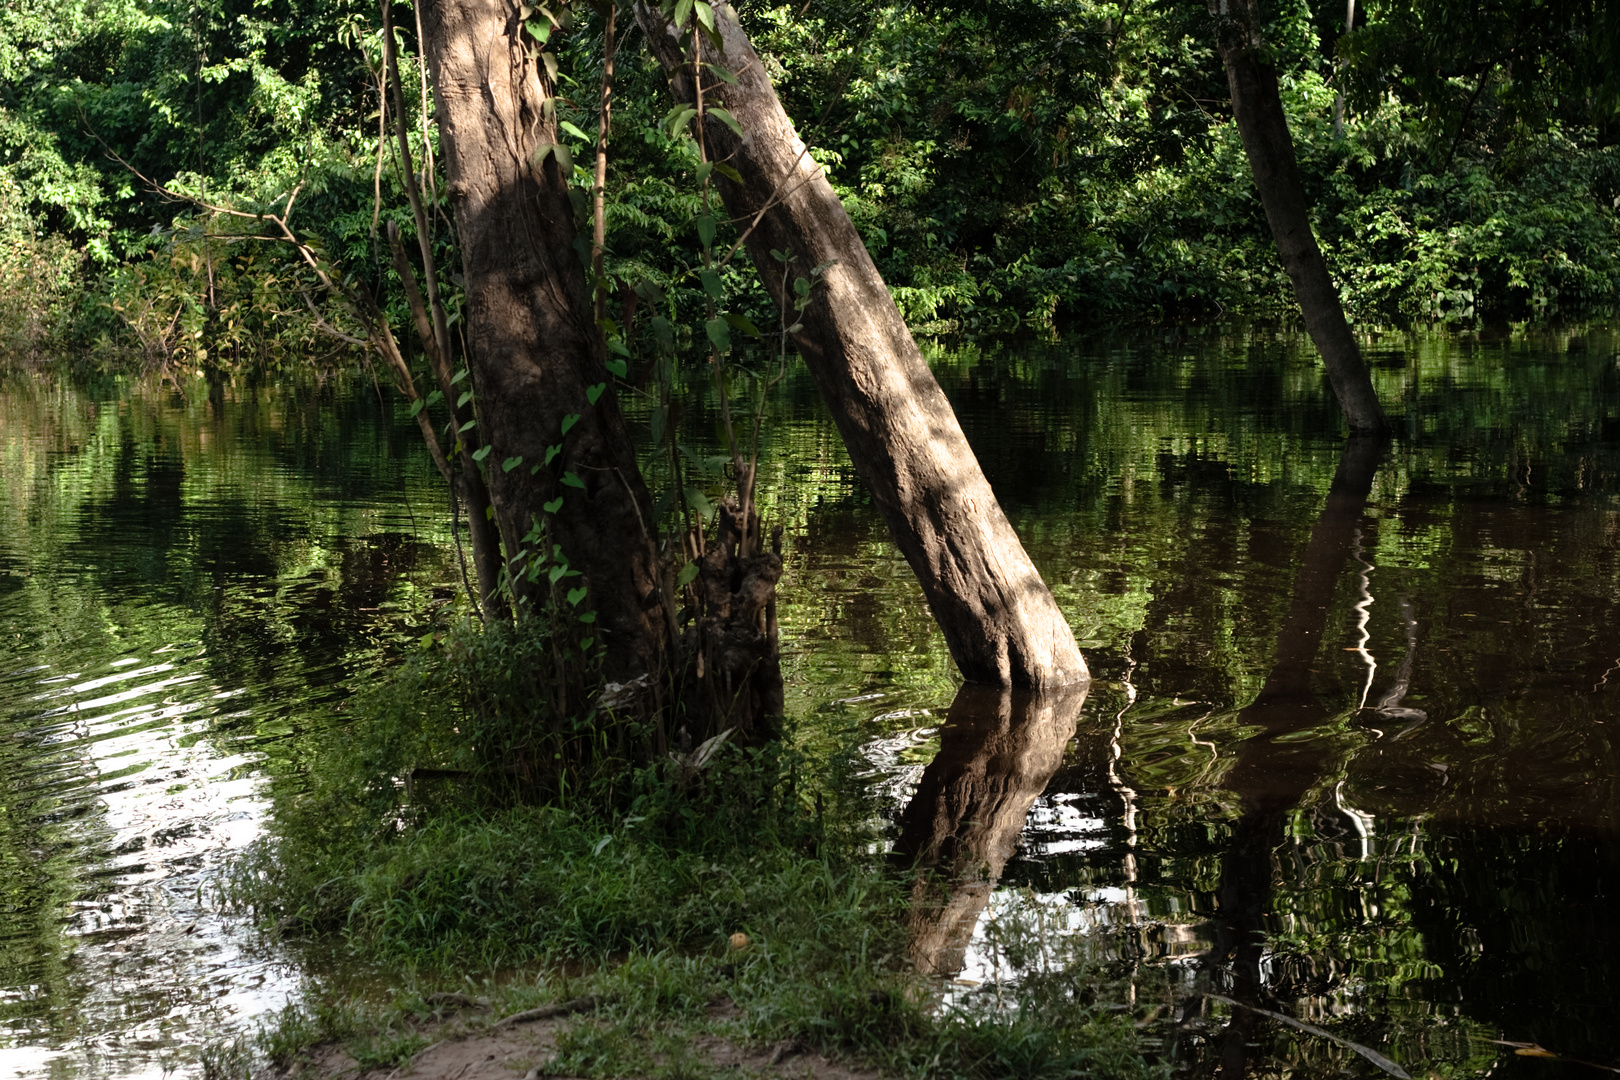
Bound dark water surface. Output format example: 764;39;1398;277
3;325;1619;1078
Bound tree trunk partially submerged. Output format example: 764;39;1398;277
635;2;1088;691
419;0;664;682
1211;0;1391;437
893;683;1087;975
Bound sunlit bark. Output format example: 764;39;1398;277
634;1;1088;689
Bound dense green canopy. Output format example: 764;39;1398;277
1;0;1616;363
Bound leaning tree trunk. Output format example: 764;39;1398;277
418;0;665;683
635;2;1087;690
1210;0;1390;436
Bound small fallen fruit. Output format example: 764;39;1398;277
728;932;750;951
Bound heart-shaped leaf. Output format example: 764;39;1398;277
684;486;713;520
586;381;606;405
472;445;492;462
502;456;523;472
561;413;580;435
544;497;564;513
605;357;628;378
566;586;588;606
722;311;762;337
562;471;586;489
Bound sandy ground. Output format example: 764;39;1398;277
279;997;884;1080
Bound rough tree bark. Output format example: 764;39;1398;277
417;0;664;682
382;1;507;619
635;2;1088;690
1210;0;1391;436
893;683;1087;975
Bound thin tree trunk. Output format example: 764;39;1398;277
635;2;1088;690
1211;0;1390;436
418;0;663;683
1332;0;1355;139
592;3;616;327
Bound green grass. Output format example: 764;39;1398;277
227;618;1165;1079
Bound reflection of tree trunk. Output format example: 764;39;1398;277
1209;0;1389;436
1205;433;1385;1072
419;0;663;682
894;683;1088;976
634;2;1087;690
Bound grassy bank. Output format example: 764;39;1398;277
218;619;1165;1079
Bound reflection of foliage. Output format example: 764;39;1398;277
8;328;1620;1073
794;325;1620;1077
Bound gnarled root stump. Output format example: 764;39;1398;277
674;498;783;749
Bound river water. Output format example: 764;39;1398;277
2;325;1618;1078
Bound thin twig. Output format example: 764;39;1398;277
493;995;600;1028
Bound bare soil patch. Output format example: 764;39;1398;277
278;997;884;1080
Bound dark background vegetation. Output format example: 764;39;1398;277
1;0;1616;366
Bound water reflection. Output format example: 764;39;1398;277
6;326;1620;1078
0;374;450;1078
1200;434;1391;1076
893;683;1087;977
850;326;1620;1077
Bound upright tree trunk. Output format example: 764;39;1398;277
1210;0;1391;436
418;0;664;682
635;2;1088;689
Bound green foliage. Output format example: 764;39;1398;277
0;172;80;360
231;610;816;959
5;0;1618;348
731;0;1619;328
